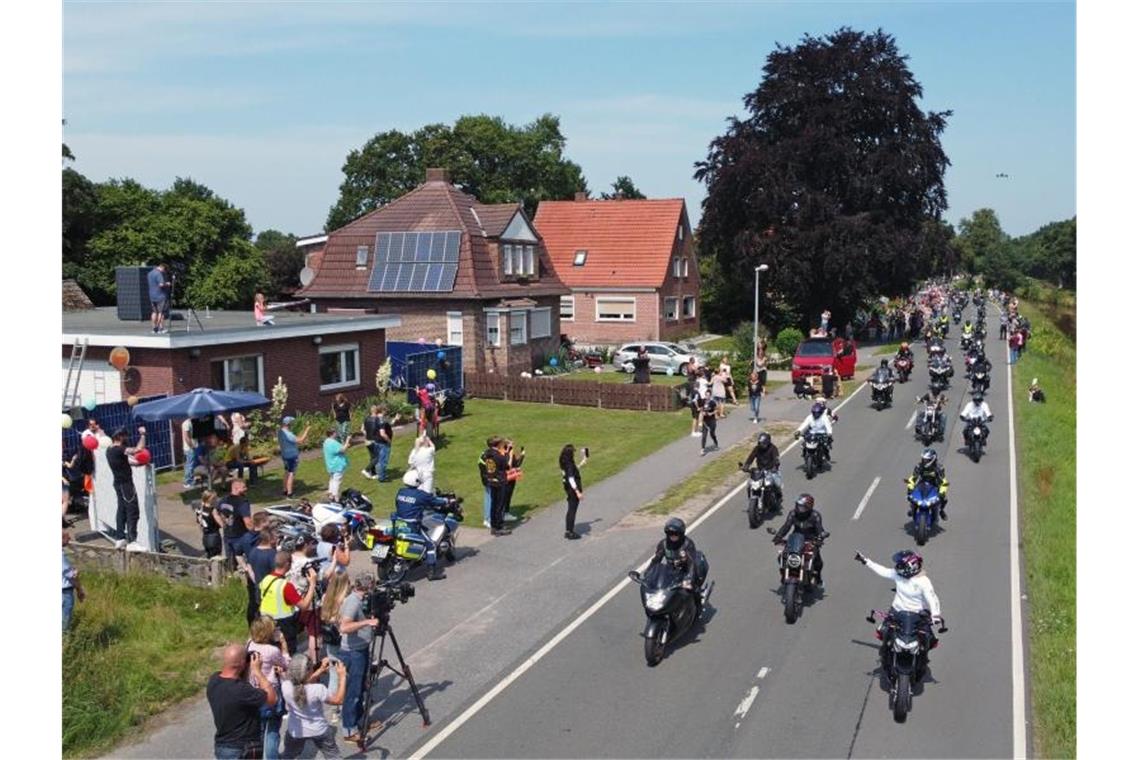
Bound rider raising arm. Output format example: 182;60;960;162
854;551;942;621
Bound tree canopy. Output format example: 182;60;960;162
956;209;1076;291
255;229;304;296
599;175;646;200
694;28;952;331
326;114;587;230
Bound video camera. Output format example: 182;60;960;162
363;580;415;618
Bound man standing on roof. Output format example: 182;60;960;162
148;262;171;334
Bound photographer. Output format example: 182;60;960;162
259;551;317;656
316;524;351;580
338;573;380;743
281;654;346;758
207;643;277;759
247;616;290;759
287;536;324;663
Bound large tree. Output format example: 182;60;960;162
1012;217;1076;289
255;229;304;297
954;208;1021;290
326;114;587;230
600;175;646;200
694;28;952;330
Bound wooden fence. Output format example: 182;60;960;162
464;372;683;412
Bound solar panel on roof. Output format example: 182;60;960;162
367;230;464;293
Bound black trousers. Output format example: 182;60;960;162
565;490;580;533
113;481;140;543
490;484;507;530
245;575;260;625
701;418;719;449
504;481;517;513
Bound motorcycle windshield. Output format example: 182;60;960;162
785;532;806;554
911;481;939;505
894;610;924;637
643;560;683;591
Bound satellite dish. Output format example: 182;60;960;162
299;267;315;287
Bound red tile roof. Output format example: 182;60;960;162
533;199;686;288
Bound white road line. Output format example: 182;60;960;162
851;476;882;521
732;685;761;728
905;410;917;430
410;382;869;759
757;666;770;679
1007;342;1028;759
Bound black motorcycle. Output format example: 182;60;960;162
798;430;830;479
629;558;711;667
768;529;827;624
970;369;990;394
740;464;781;528
868;609;948;723
952;310;961;324
870;377;894;410
914;403;942;445
962;417;991;462
928;362;951;393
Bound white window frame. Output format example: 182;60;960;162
573;250;587;266
486;310;501;347
214;355;265;395
531;307;552;338
501;246;514;276
596;297;636;322
446;311;463;347
560;295;575;321
683;258;689;277
510;310;528;345
318;343;360;391
673;257;682;278
355;245;369;267
682;296;696;318
513;247;524;275
524;245;535;275
664;297;679;321
677;223;684;241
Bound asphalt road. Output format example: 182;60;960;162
410;309;1026;759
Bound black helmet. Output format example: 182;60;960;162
794;493;815;514
880;358;889;368
757;431;771;447
920;448;938;468
811;402;825;418
664;517;686;542
892;550;923;578
973;391;985;404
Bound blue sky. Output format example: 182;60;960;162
62;0;1075;238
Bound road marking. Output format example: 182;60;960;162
410;382;869;759
733;685;761;729
1007;338;1028;759
851;476;882;520
757;667;769;679
905;410;917;429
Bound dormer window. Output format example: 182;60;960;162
573;250;588;266
355;246;369;267
501;243;536;277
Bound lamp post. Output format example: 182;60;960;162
754;264;769;368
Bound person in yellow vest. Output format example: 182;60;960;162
259;551;317;655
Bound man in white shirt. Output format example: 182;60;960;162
959;391;994;443
181;418;197;489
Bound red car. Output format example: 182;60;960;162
791;337;858;381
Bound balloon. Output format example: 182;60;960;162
83;398;97;411
549;357;558;367
437;350;446;360
435;338;444;347
126;395;139;407
666;367;675;376
594;366;603;374
109;346;131;371
82;435;99;451
426;369;437;380
417;337;426;345
133;448;151;466
426;383;436;391
61;413;73;429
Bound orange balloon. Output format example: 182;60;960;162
109;346;131;371
126;395;139;407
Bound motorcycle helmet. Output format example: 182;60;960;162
757;431;771;447
664;517;686;543
794;493;815;515
893;550;923;578
900;342;909;351
920;448;938;469
402;470;421;487
972;391;985;404
880;358;889;368
810;402;825;418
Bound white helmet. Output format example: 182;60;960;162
402;470;421;487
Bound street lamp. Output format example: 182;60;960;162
754;264;769;368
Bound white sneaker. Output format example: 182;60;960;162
483;520;491;529
360;470;375;480
504;513;519;522
126;542;146;552
691;431;701;438
113;539;127;550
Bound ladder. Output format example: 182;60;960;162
62;338;88;411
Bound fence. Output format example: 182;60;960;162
463;372;683;412
66;542;227;588
63;395;176;470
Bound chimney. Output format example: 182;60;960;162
425;167;451;184
574;191;588;202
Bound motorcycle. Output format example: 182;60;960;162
265;490;378;548
960;333;973;351
914;403;942;445
970;369;990;394
867;609;948;723
928;362;951;393
434;387;466;419
767;528;827;624
798;430;830;479
962;417;991;462
383;491;465;583
906;479;941;546
739;464;781;528
629;557;711;666
893;356;913;383
870;377;894;410
952;310;961;325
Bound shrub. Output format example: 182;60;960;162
775;327;806;359
732;321;768;362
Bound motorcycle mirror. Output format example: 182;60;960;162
938;625;948;634
765;527;776;535
627;570;642;583
866;614;876;624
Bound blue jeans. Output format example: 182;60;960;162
325;643;342;695
1010;347;1020;364
749;394;761;420
183;446;199;485
341;646;369;737
63;588;74;633
213;743;253;759
261;713;282;759
376;444;390;480
483;485;492;524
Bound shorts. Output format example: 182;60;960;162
283;457;299;474
690;403;700;419
151;298;169;315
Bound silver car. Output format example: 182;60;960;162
612;342;706;375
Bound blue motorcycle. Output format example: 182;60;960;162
907;480;941;546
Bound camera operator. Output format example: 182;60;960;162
337;573;380;743
287;535;324;664
207;643;277;759
316;524;351;580
259;551;317;656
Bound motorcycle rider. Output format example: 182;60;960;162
394;470;451;581
962;320;975;341
648;518;708;608
915;391;948;439
906;448;950;520
853;549;944;664
771;494;830;587
742;431;783;506
794;402;834;461
895;342;914;362
959;391;994;444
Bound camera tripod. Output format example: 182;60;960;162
169;272;205;333
357;613;430;750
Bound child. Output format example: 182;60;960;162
1028;378;1046;403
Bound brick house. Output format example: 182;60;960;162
299;168;569;376
533;196;701;345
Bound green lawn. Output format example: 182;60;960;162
698;335;736;353
183;399;692;526
1011;301;1076;759
63;572;248;758
558;368;686;386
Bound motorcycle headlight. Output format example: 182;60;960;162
973;426;982;435
786;553;803;569
645;590;668;612
894;638;920;651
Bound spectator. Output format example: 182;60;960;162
502;439;525;522
711;368;727;419
417;384;441;439
148;262;170;334
488;439;512;536
247;616;290;760
207;644;277;759
360;406;388;481
407;433;437;495
181;417;198;490
686;372;702;437
338;573;381;743
560;444;586;540
281;654;346;759
720;360;738;405
62;530;85;633
322;429;352;500
999;313;1009;340
700;389;720;455
195;490;223;560
820;309;831;333
1008;330;1024;365
259;551;317;656
288;536;322;664
319;572;352;727
277;417;310;499
331;394;351;443
747;370;764;423
215;479;253;571
254;292;277;327
1029;378;1046;403
244;527;279;623
316;524;351;580
374;409;393;482
478;437;501;528
106;426;147;551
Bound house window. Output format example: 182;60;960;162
683;296;696;318
355;246;369;267
319;343;360;390
211;355;264;395
524;246;535;275
573;250;587;266
664;297;679;321
596;297;636;322
510;311;527;345
501;244;536;276
678;224;684;241
501;246;513;276
673;257;682;278
560;295;575;321
486;311;501;347
531;307;552;338
683;258;689;277
446;311;463;347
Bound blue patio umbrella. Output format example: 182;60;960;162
130;387;271;422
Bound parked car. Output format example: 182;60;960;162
790;337;857;381
612;342;706;375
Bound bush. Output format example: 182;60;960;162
775;327;806;359
732;321;768;362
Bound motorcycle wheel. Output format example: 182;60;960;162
352;523;370;550
784;583;799;624
805;454;816;480
644;619;666;667
916;517;929;546
893;672;912;723
747;498;761;529
970;440;981;463
443;541;456;563
384;558;409;584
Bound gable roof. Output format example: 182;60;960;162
300;178;567;300
533;198;687;288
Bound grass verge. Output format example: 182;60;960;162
1011;301;1075;759
558;369;686;385
63;571;248;758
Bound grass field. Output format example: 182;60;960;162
558;368;686;386
63;572;248;758
1011;301;1076;759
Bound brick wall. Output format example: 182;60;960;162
561;291;661;344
